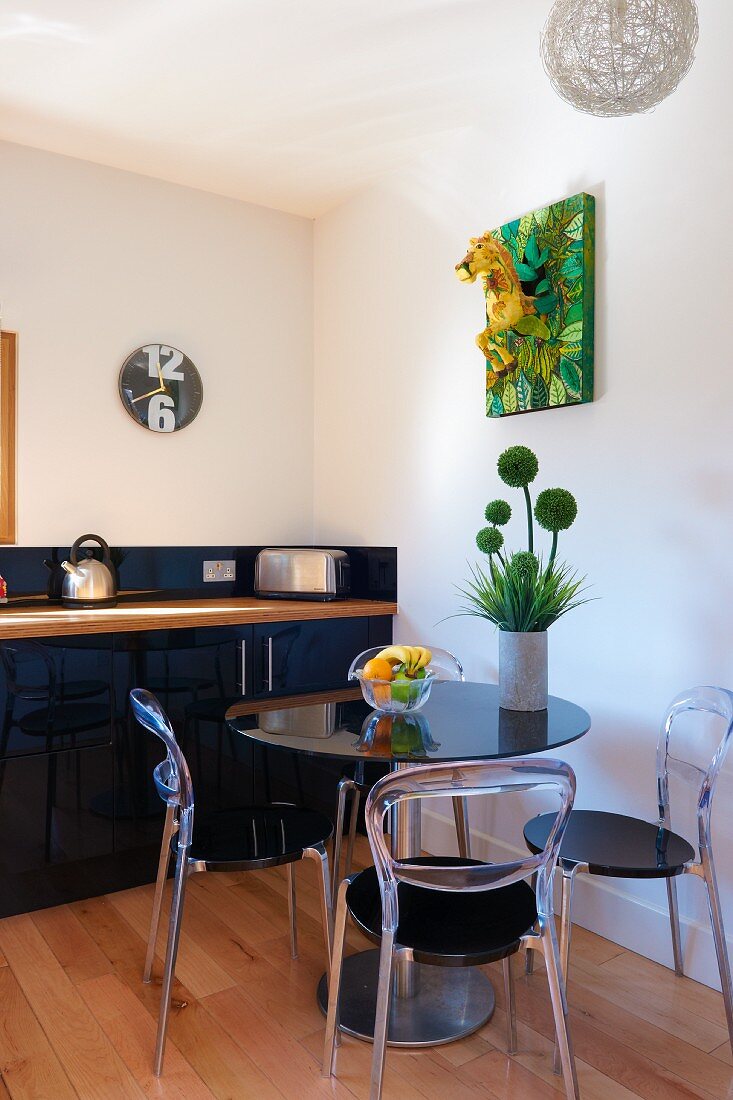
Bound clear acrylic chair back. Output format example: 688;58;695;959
129;687;194;816
656;686;733;838
365;757;575;928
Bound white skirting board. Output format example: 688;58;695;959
422;808;729;993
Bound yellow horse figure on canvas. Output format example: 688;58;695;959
456;233;536;383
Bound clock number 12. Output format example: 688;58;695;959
142;344;185;381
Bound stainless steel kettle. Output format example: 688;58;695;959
61;534;118;609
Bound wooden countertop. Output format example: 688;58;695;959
0;595;398;639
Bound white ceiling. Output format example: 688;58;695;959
0;0;549;217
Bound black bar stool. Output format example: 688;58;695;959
524;685;733;1065
129;687;334;1075
324;757;580;1100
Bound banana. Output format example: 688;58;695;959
376;645;433;675
416;646;432;670
376;645;412;668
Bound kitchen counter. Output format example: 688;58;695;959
0;595;399;640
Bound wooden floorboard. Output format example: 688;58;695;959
0;836;731;1099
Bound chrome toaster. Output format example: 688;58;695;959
254;548;351;601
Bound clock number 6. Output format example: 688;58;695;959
142;344;185;381
149;393;176;433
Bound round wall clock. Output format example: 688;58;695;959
118;344;203;432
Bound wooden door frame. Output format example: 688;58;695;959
0;330;17;544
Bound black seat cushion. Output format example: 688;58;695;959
13;679;108;703
346;857;537;966
56;679;109;701
185;804;333;870
524;810;696;879
18;702;111;736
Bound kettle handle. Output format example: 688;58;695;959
70;534;112;567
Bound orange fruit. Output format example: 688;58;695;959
372;683;393;709
372;715;394;751
362;657;394;682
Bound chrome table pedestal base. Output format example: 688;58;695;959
317;948;495;1046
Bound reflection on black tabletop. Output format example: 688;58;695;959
497;707;549;755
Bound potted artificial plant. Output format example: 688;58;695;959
457;445;588;711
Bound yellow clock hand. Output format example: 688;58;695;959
131;385;165;405
157;360;167;391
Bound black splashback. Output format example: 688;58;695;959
0;544;397;603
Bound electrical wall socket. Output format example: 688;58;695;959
203;560;236;582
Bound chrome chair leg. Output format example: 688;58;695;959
525;871;538;975
700;848;733;1051
154;847;189;1077
323;878;350;1078
558;865;577;985
286;862;298;960
331;776;355;901
540;920;580;1100
452;795;472;858
144;802;176;983
344;786;361;880
370;930;397;1100
666;876;684;976
554;863;579;1074
503;955;517;1053
304;843;333;978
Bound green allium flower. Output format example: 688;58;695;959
534;488;578;532
509;551;539;582
484;499;511;526
497;445;539;488
476;526;504;555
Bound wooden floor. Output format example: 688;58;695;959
0;837;731;1099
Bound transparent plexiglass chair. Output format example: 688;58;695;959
524;685;733;1061
332;646;469;899
323;757;580;1100
129;688;334;1075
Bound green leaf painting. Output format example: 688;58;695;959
560;357;581;395
549;374;566;406
514;315;550;339
457;192;595;417
564;213;584;240
502;380;518;414
558;320;583;342
516;371;532;411
531;376;549;409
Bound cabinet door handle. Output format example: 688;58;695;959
263;635;273;693
238;638;247;695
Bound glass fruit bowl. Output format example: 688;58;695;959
348;646;436;714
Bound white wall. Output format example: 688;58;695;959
313;2;733;988
0;140;314;545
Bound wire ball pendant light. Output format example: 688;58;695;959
541;0;699;117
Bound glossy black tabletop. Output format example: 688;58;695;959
225;681;590;763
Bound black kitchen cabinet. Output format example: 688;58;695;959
252;617;371;697
111;626;256;850
250;616;392;816
0;744;115;913
0;633;114;760
0;609;392;915
0;633;117;914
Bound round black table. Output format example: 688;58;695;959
226;681;590;1047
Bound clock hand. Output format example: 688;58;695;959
157;360;167;392
131;385;165;405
